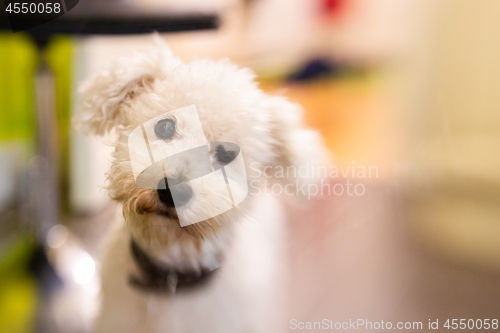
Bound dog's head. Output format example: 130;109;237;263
73;38;314;252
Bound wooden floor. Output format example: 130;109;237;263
282;185;500;331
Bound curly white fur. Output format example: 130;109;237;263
73;35;327;333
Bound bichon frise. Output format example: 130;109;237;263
73;36;326;333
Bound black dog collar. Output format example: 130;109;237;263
129;239;218;293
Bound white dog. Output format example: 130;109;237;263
73;37;326;333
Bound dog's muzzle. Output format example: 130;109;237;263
157;178;192;207
128;105;248;226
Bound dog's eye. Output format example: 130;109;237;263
154;119;176;140
215;145;237;164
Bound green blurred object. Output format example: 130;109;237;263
0;33;38;333
0;33;73;333
0;33;73;204
0;33;37;141
46;35;73;212
0;237;37;333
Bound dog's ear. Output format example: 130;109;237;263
73;38;180;136
266;96;330;179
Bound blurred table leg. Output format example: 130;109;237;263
33;46;60;244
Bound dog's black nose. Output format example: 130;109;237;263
157;179;192;208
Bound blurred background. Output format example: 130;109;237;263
1;0;500;332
